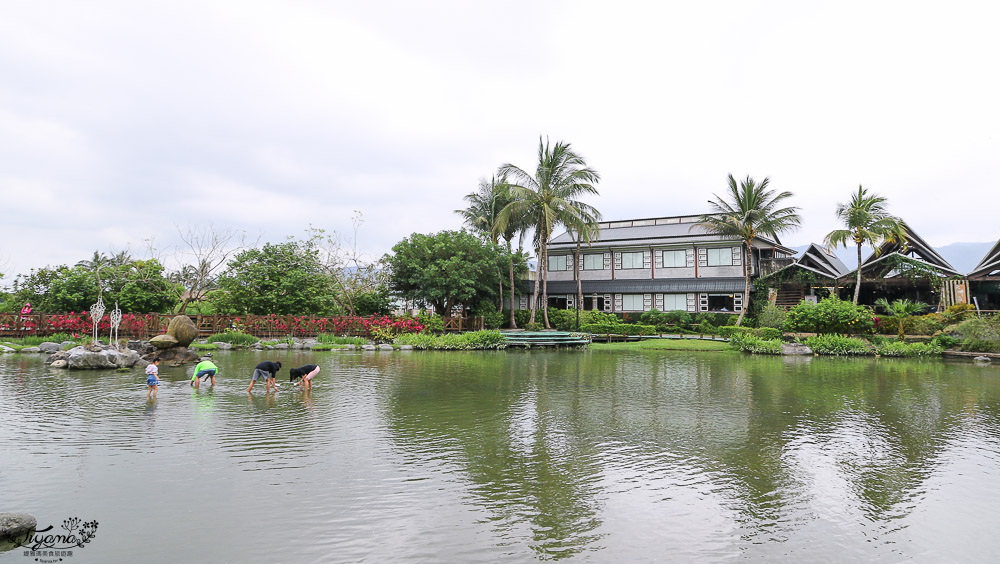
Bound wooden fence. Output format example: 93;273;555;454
0;313;483;340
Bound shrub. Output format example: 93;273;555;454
393;330;508;350
205;331;260;346
11;333;79;346
546;309;617;331
874;341;943;357
717;326;754;338
945;303;976;323
803;334;871;356
525;322;541;331
956;315;1000;353
756;327;783;340
784;298;875;335
931;334;960;349
316;334;368;346
696;321;717;335
580;323;656;335
663;310;693;327
756;303;787;329
729;333;782;354
417;312;444;333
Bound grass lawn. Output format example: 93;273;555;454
590;338;733;352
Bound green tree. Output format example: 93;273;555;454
824;186;906;304
498;137;601;328
875;298;929;340
697;175;801;326
387;230;516;316
456;174;529;329
11;259;178;313
211;240;336;315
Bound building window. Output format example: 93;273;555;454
707;294;735;311
621;251;645;269
583;254;604;270
621;294;644;311
663;293;687;311
548;255;567;272
706;247;734;266
661;250;686;268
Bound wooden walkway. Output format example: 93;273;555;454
502;331;591;347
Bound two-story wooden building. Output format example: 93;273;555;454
524;214;796;314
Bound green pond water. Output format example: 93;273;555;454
1;349;999;563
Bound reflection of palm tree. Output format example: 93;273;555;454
824;186;905;304
499;138;601;328
697;175;801;326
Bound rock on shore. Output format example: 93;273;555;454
0;512;36;548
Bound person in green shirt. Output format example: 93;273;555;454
191;354;219;388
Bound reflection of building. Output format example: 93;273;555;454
968;239;1000;310
519;214;795;314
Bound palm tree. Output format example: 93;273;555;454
697;175;801;327
875;298;928;340
76;251;109;271
824;186;905;304
565;205;601;329
497;137;600;328
456;175;527;328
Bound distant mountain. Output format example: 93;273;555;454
936;241;996;274
787;241;996;275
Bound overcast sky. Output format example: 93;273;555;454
2;1;998;279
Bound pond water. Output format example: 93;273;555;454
2;349;1000;562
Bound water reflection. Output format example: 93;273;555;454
1;351;999;562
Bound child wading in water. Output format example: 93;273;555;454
247;360;282;393
146;357;161;399
289;364;320;391
191;354;219;388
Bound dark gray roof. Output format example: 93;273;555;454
548;216;793;253
969;239;1000;278
858;221;958;274
543;278;746;294
798;243;850;278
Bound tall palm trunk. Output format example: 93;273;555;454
529;245;541;325
508;242;517;329
575;238;583;328
736;243;750;326
853;242;863;304
541;225;551;329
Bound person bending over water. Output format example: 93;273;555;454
289;364;320;391
247;360;282;393
192;354;219;388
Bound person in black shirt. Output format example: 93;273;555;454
289;364;320;391
248;360;282;393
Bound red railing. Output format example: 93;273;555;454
0;313;480;340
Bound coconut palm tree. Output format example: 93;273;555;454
696;175;801;327
76;251;109;271
456;175;527;328
824;186;905;304
875;297;928;341
497;138;600;328
565;205;601;329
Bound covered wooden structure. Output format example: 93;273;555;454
838;222;960;307
760;244;850;308
968;239;1000;310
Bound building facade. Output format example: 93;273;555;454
521;214;796;314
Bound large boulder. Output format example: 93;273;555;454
781;343;813;355
38;342;62;353
66;345;141;369
166;316;199;347
146;346;199;364
0;512;36;548
149;335;179;349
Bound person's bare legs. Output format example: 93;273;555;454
148;385;153;399
247;379;256;393
209;375;216;387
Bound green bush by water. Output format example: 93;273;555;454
874;341;944;357
5;333;79;346
728;333;782;354
316;334;368;346
393;330;508;350
803;334;872;356
205;331;260;346
580;323;656;335
784;298;875;335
